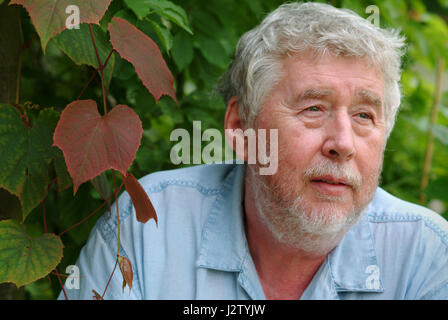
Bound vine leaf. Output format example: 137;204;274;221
10;0;112;52
53;100;143;195
0;220;63;287
118;256;133;294
122;172;158;225
0;104;60;221
108;17;177;104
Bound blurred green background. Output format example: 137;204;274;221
1;0;447;299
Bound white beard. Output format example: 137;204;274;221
247;159;380;256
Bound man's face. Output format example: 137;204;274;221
250;51;386;253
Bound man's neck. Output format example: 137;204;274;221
243;178;330;300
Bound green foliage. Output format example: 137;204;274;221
0;0;447;299
53;24;116;88
0;219;63;287
0;104;60;221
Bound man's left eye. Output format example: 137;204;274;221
357;112;372;120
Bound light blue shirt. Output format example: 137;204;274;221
59;164;448;300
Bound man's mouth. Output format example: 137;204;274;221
310;175;352;196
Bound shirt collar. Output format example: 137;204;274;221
197;164;384;295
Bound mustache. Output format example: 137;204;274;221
303;161;362;191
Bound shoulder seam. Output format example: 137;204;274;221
140;178;222;196
368;213;448;247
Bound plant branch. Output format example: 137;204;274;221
15;6;24;105
88;24;108;114
101;170;121;299
76;49;114;100
419;58;445;204
101;258;118;299
58;182;124;237
55;267;68;300
42;177;57;233
113;170;120;252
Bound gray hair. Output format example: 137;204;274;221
216;2;406;138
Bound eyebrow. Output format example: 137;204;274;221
294;88;383;109
355;89;382;109
297;88;334;101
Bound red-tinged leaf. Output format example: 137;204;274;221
108;17;177;103
92;289;103;300
53;100;143;194
122;172;158;225
10;0;112;52
118;256;133;294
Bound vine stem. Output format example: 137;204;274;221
58;182;124;237
88;24;108;114
419;58;445;204
101;170;121;299
15;6;24;105
42;177;57;233
76;49;114;100
55;267;68;300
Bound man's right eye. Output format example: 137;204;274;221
306;106;321;112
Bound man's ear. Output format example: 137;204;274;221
224;96;249;162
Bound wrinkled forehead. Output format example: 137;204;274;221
278;50;385;101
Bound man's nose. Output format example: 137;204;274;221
321;111;356;161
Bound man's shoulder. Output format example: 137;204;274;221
367;187;448;245
98;163;243;234
359;187;448;299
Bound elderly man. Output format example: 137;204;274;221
60;2;448;300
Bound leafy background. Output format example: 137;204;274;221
0;0;447;299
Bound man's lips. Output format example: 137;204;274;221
309;175;352;196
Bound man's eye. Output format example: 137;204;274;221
358;112;372;120
306;106;321;112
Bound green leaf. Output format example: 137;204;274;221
0;220;63;287
147;19;173;54
425;177;448;202
52;23;115;88
53;148;72;192
196;36;229;69
90;171;111;211
0;104;59;220
172;31;193;71
124;0;193;34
